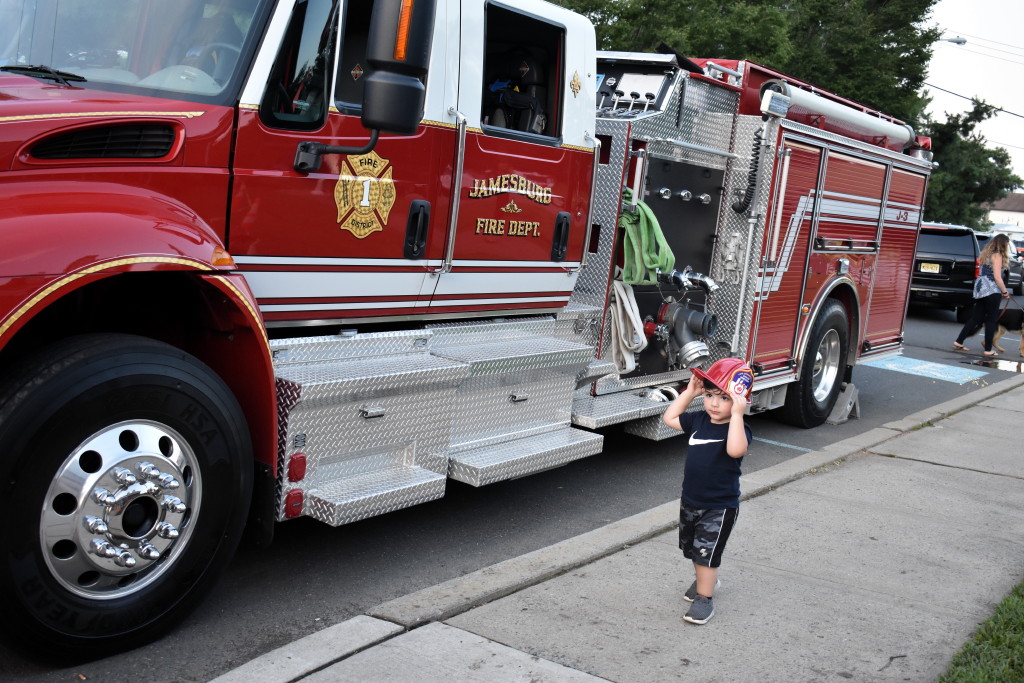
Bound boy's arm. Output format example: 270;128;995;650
662;377;702;431
726;393;750;458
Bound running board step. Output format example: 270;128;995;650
306;465;446;527
571;392;670;430
448;428;603;487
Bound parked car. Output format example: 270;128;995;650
910;223;980;322
975;232;1024;295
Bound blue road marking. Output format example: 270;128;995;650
752;437;813;452
861;356;988;384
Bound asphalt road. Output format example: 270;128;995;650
2;302;1022;682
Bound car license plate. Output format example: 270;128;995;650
920;262;940;274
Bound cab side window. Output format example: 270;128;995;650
333;1;372;113
481;4;564;140
260;0;337;130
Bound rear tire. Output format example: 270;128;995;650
0;334;251;658
778;299;849;428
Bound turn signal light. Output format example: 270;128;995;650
394;0;415;61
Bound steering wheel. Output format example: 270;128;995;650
191;42;241;81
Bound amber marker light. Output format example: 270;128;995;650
211;246;235;267
394;0;415;61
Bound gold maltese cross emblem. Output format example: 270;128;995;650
334;150;396;239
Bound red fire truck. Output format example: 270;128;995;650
0;0;931;653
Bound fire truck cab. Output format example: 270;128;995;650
0;0;930;654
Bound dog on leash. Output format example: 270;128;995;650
965;307;1024;356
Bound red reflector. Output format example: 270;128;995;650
284;489;304;518
975;259;981;279
288;453;307;482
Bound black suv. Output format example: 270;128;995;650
975;232;1024;295
910;223;980;322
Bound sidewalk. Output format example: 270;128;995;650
214;374;1024;682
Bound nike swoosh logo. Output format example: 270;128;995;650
689;433;723;446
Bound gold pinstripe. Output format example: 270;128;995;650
0;111;205;124
0;257;210;340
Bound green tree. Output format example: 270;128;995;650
556;0;938;124
780;0;939;123
556;0;793;68
923;101;1022;228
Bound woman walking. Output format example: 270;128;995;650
953;233;1013;357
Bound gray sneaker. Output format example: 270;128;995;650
683;595;714;624
683;578;721;602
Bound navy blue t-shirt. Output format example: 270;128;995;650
679;411;751;509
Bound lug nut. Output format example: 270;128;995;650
161;496;186;513
137;544;161;561
89;538;118;558
112;467;137;486
84;515;108;534
137;462;160;480
155;522;180;539
115;550;137;568
91;488;116;507
156;473;180;489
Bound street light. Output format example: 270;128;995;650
939;36;966;45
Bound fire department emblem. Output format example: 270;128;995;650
334;150;396;239
570;71;582;98
351;64;363;80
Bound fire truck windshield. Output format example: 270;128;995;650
0;0;267;101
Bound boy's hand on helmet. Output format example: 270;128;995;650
730;392;749;417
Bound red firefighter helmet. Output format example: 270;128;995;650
690;357;753;400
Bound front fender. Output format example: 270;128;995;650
0;178;229;277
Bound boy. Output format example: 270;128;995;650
662;357;753;625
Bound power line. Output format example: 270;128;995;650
924;82;1024;120
945;30;1024;53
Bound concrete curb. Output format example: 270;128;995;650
209;615;402;683
216;373;1024;681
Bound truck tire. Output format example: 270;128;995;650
778;299;849;428
0;334;252;657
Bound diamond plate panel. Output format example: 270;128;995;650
447;371;578;451
433;337;593;377
271;329;433;365
571;391;673;429
571;116;630;311
274;353;469;522
306;465;447;526
448;428;603;487
428;316;557;344
702;115;778;362
624;414;684;441
555;304;603;348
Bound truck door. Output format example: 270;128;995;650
426;0;596;317
752;140;823;373
230;0;452;325
863;167;926;351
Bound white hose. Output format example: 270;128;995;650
608;279;648;374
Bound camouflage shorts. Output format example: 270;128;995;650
679;502;738;568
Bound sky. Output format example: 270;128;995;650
925;0;1024;188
